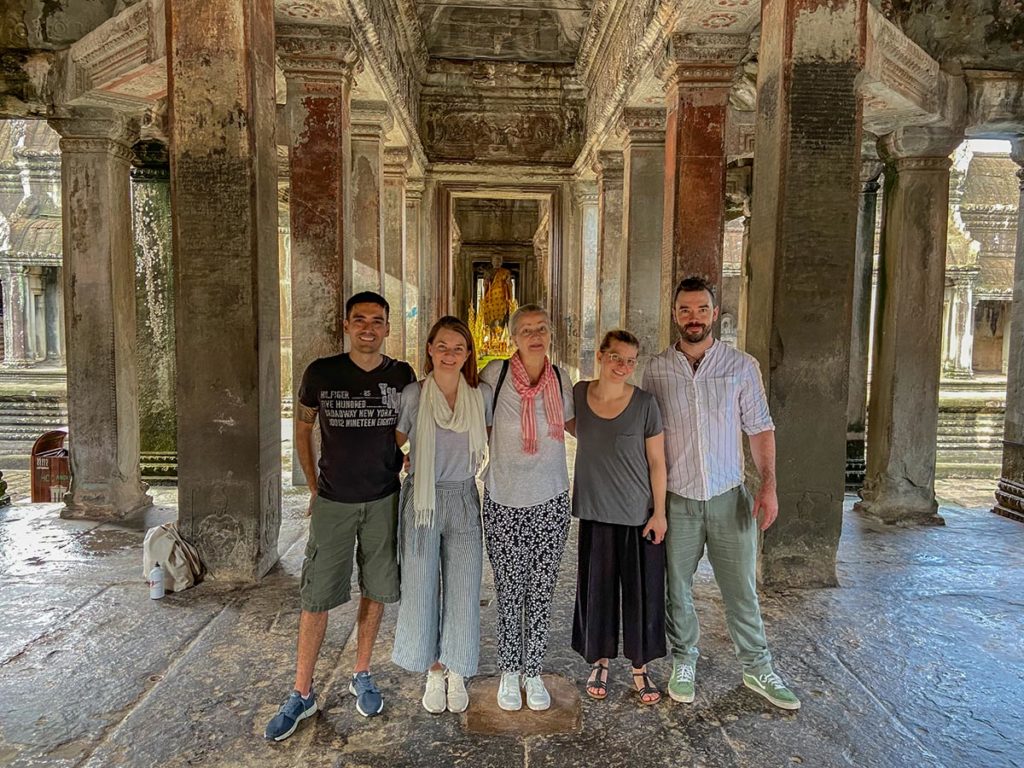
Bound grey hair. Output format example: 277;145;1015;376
509;304;550;336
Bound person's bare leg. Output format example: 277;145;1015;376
353;597;384;673
294;610;328;696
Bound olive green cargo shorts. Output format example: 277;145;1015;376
300;492;400;612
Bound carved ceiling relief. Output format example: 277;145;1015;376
421;101;584;165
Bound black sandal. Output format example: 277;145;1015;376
632;669;661;705
586;662;609;700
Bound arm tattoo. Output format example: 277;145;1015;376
297;402;318;424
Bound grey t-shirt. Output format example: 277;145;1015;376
398;381;493;482
480;359;575;508
572;381;664;526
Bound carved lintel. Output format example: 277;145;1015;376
405;177;425;203
593;150;625;183
49;108;136;160
662;31;746;88
131;138;169;174
383;146;410;177
573;179;598;207
619;107;666;147
966;71;1024;137
277;24;361;84
860;6;942;134
351;102;394;140
879;125;962;168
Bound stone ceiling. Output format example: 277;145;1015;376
413;0;593;63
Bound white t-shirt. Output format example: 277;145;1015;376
480;359;575;508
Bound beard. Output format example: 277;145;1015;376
678;323;712;344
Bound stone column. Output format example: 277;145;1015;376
382;147;409;360
26;267;44;361
48;111;151;519
131;140;176;481
1;263;30;367
856;128;962;526
846;156;884;488
576;182;599;377
941;268;979;379
660;32;746;330
747;0;866;587
405;177;423;372
594;150;625;338
168;0;280;580
44;267;63;363
279;24;359;486
350;104;391;296
994;141;1024;523
620;109;667;373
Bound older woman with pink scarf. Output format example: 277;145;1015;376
479;304;575;712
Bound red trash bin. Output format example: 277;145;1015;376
30;428;71;503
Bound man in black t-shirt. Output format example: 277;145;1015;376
265;291;416;741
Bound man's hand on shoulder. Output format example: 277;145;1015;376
752;482;778;531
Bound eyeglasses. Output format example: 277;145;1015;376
605;352;638;368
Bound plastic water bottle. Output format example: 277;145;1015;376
149;562;165;600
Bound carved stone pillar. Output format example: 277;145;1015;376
26;266;44;361
44;267;63;364
724;163;752;350
168;0;280;580
575;181;599;377
941;268;980;379
661;32;746;333
847;155;884;489
48;111;151;519
620;109;666;375
1;263;30;367
594;150;625;338
382;146;409;360
747;0;866;587
857;128;962;526
350;104;391;296
994;142;1024;524
131;140;176;481
279;24;359;486
405;178;423;372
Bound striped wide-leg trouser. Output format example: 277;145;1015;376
391;477;484;678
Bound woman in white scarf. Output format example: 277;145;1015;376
391;316;490;715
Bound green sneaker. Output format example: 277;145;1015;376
743;669;801;710
667;659;695;703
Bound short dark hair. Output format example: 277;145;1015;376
673;276;717;307
346;291;390;318
599;329;641;353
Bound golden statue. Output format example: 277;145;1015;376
471;255;517;360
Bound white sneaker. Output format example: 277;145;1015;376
524;675;551;711
422;669;446;714
446;670;469;713
497;671;522;711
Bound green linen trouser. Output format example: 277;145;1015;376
664;485;772;674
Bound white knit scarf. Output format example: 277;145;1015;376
413;373;487;527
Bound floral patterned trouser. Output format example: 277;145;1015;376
482;489;570;677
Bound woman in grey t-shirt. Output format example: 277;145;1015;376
571;330;667;705
479;304;575;713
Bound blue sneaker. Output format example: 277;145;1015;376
349;671;384;717
264;689;317;741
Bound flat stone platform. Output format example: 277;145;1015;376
1;485;1022;768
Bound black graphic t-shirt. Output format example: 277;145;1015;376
298;353;416;503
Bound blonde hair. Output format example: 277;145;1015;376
509;304;550;336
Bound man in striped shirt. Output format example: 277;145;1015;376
642;276;800;711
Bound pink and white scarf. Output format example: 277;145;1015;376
509;353;564;455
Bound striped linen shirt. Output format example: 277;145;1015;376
642;340;774;501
